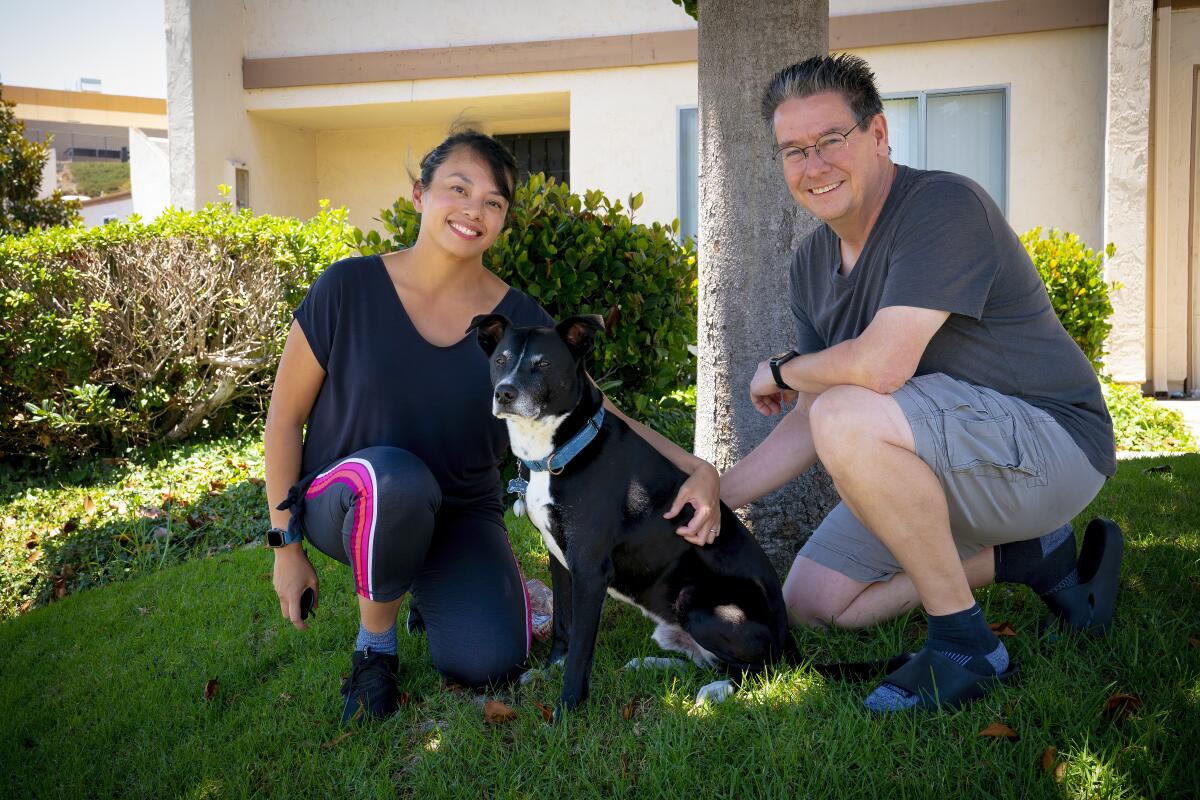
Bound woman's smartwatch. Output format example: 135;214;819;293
266;526;303;548
769;350;799;391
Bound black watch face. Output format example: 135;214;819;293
267;529;285;547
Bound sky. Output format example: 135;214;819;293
0;0;167;98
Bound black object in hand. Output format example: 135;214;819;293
300;587;315;621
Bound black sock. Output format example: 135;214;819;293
863;602;1008;712
994;523;1079;597
926;603;1009;677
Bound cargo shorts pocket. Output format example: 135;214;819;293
941;406;1046;486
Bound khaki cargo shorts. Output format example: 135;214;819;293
798;373;1106;583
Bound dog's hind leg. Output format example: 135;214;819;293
676;581;784;673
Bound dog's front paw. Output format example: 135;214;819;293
624;656;688;671
694;679;734;706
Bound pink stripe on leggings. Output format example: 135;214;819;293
305;459;378;599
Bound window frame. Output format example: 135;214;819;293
881;84;1010;215
676;104;699;243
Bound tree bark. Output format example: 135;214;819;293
695;0;839;578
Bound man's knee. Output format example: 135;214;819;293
810;385;914;466
810;385;881;462
783;559;857;630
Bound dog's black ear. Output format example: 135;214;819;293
555;314;605;359
468;313;510;356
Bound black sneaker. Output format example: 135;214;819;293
340;648;400;724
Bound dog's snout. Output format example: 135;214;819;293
495;384;517;405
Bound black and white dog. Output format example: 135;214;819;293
471;313;793;716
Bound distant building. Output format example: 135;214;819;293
6;85;170;222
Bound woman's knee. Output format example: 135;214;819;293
431;640;526;689
350;446;442;518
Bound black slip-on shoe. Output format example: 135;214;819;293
340;648;400;724
1042;517;1124;636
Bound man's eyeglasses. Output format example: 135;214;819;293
773;117;867;167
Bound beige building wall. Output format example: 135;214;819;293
853;26;1108;249
167;0;318;219
1151;6;1200;394
176;0;696;229
239;0;694;57
248;61;696;231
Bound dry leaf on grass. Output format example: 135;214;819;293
109;499;128;515
203;679;220;701
988;621;1017;637
1053;762;1066;782
533;700;553;723
321;731;354;750
1188;637;1199;650
61;519;78;534
209;479;226;492
977;723;1018;740
83;496;96;515
248;477;266;487
483;699;517;723
1104;693;1142;722
1040;745;1057;772
399;691;410;707
622;701;636;721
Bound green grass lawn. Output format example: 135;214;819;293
1;442;1198;799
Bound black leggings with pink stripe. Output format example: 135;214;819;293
284;446;530;688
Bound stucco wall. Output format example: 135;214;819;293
257;62;696;231
852;26;1107;249
1161;8;1200;391
1102;0;1153;386
167;0;318;218
240;0;694;58
130;128;171;219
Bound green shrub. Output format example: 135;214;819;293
0;198;355;456
1102;380;1197;453
355;174;698;427
1021;227;1117;371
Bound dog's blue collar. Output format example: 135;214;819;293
508;406;605;494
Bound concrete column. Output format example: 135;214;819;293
1102;0;1154;385
165;0;197;210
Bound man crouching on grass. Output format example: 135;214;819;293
717;54;1121;712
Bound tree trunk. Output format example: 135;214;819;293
695;0;839;578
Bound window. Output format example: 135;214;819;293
494;132;569;185
678;106;698;242
882;87;1008;213
235;167;250;211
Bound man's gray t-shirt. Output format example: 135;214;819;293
788;165;1115;477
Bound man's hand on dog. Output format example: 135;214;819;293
750;359;799;416
664;461;722;546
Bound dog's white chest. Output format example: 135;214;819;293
525;472;567;569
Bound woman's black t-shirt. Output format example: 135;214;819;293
293;255;554;506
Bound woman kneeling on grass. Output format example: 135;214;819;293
263;130;721;724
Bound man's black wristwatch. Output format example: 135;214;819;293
266;526;303;548
769;350;799;391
